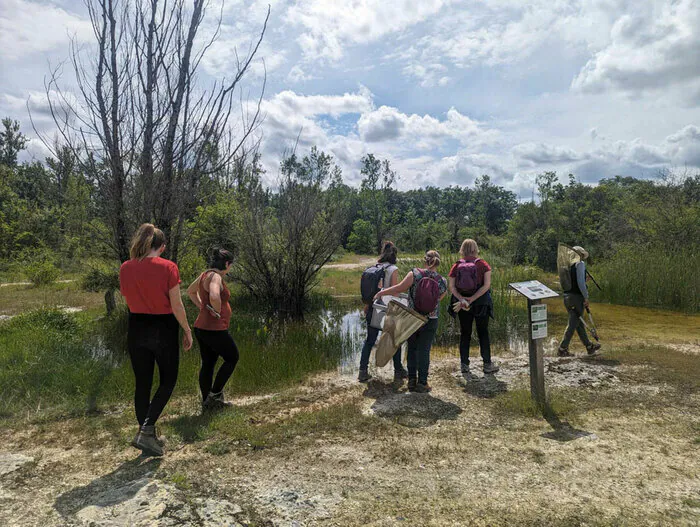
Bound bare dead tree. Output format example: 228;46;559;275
32;0;269;262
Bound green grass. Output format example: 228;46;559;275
591;247;699;312
0;297;355;419
493;388;576;419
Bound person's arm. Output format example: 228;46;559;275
186;275;202;309
449;276;469;303
466;271;491;304
576;262;589;305
375;272;414;300
208;273;223;313
169;285;192;351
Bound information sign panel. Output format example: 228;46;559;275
509;280;559;300
531;304;547;322
531;321;548;339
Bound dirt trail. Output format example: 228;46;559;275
1;345;699;526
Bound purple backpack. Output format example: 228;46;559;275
413;269;442;315
455;259;481;295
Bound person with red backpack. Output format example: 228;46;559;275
374;250;447;392
448;239;499;376
358;241;408;383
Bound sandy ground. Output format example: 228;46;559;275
1;344;699;527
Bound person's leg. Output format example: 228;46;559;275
359;310;379;371
195;328;218;401
458;310;474;369
417;319;438;385
211;331;240;395
127;315;155;426
406;330;420;382
475;315;492;364
560;295;582;350
143;317;180;426
575;318;592;348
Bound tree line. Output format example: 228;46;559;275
2;116;698;315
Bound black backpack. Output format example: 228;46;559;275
360;263;388;304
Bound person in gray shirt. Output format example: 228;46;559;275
558;246;601;357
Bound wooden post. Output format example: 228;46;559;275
527;298;546;407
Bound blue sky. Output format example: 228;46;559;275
1;0;700;196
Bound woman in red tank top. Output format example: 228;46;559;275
187;248;239;411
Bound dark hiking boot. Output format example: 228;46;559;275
130;425;165;449
203;392;232;411
407;378;418;392
460;363;470;374
414;382;432;393
210;391;233;408
394;367;409;381
557;347;574;357
133;425;164;457
586;343;602;355
358;369;372;383
483;362;500;374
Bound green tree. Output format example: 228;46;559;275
0;118;28;168
359;154;396;253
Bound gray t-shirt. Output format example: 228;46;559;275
382;264;398;289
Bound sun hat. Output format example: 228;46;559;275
572;246;589;260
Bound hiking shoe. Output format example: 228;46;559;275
483;362;500;374
210;391;233;407
407;378;418;392
557;347;574;357
394;367;409;381
130;425;165;449
358;370;372;383
133;425;164;457
460;363;470;374
203;392;233;411
414;382;432;393
586;343;602;356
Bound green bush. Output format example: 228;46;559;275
25;260;60;286
81;260;120;292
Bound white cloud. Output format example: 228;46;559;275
358;106;494;148
286;0;453;61
572;0;700;97
402;63;450;88
287;65;314;83
512;143;582;165
0;0;92;61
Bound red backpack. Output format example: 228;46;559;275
454;258;481;295
413;269;442;315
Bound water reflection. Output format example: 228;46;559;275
320;308;365;375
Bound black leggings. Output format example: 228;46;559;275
458;309;491;365
127;313;180;427
194;328;239;401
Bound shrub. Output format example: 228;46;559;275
81;260;120;292
25;260;60;286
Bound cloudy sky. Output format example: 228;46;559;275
1;0;700;196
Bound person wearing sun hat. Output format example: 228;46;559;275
557;245;601;357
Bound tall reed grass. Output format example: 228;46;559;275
396;251;552;347
591;247;699;313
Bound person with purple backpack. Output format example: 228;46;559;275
374;250;447;393
448;239;500;376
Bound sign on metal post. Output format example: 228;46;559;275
509;280;558;407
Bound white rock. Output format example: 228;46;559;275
0;453;33;476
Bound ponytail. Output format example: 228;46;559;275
129;223;166;260
424;250;441;269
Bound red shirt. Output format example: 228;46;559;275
449;257;492;288
119;257;181;314
194;271;232;331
